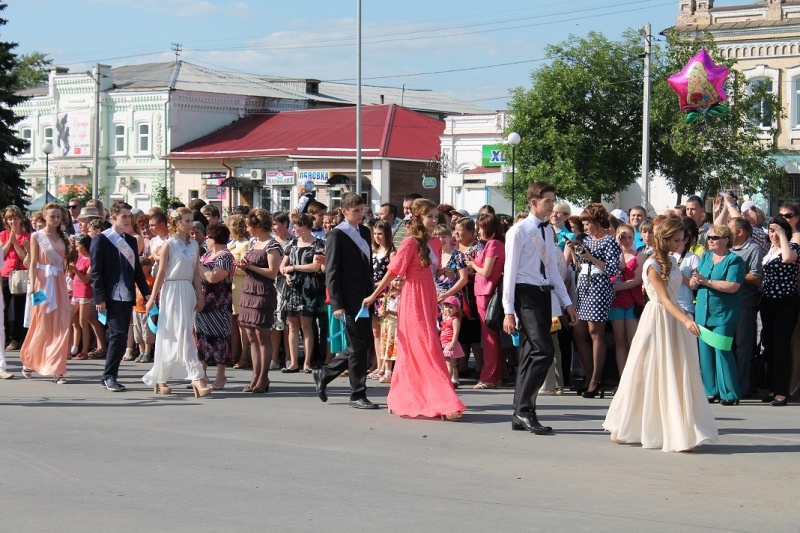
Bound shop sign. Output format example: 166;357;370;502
205;179;227;200
421;175;437;189
201;172;228;180
265;171;295;186
299;170;330;185
482;145;506;167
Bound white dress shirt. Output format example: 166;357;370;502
502;213;572;315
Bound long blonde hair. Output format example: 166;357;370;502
653;218;684;282
408;198;435;268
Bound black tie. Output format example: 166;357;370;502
538;222;548;279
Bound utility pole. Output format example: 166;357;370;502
92;63;101;201
640;24;652;211
355;0;362;197
171;42;182;64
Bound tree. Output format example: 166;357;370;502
650;30;784;203
0;3;31;210
505;31;645;205
11;51;52;91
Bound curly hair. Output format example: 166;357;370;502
168;207;193;236
290;212;313;230
653;218;684;283
226;214;249;241
579;203;610;229
408;198;435;268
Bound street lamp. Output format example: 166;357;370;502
42;141;53;200
507;132;521;216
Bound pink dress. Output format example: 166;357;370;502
440;317;465;359
386;237;466;418
20;232;71;377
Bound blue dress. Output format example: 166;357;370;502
576;234;621;321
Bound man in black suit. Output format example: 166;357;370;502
91;202;151;391
313;193;377;409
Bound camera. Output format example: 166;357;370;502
573;244;586;255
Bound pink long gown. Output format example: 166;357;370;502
386;237;466;418
20;232;71;377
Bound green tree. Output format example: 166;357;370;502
650;30;784;203
505;31;645;205
10;51;51;91
0;3;31;210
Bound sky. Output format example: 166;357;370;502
2;0;739;111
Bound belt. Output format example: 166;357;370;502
518;283;554;292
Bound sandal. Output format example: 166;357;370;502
54;376;67;384
367;370;383;380
73;352;87;360
88;349;106;360
473;381;498;390
22;368;32;379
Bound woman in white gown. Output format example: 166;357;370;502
603;218;718;452
143;208;211;397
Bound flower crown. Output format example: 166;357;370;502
170;210;181;219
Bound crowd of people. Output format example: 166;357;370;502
1;183;798;452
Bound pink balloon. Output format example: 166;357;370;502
667;49;729;111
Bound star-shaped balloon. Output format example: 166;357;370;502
668;49;729;113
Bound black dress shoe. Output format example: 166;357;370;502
720;398;739;406
511;414;552;435
349;398;379;409
101;378;125;392
770;396;789;406
312;369;327;402
707;395;719;404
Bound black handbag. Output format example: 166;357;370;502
485;283;504;331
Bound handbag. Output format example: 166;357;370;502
484;285;504;331
10;269;28;295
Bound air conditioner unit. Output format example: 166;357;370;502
119;176;133;187
250;169;264;180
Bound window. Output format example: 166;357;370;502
137;123;150;153
750;77;774;129
43;126;53;148
20;127;32;155
279;188;291;212
114;124;126;154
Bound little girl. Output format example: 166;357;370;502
69;234;94;360
377;279;401;383
440;296;465;387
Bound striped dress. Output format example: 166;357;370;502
196;249;235;365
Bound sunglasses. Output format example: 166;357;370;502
779;213;796;219
69;205;80;209
706;235;727;241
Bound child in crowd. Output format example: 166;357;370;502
440;296;465;387
296;178;315;214
368;220;396;379
639;219;655;257
133;257;156;363
377;280;400;383
434;224;458;298
322;211;341;235
307;200;328;241
69;235;93;360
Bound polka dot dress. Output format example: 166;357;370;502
576;234;622;322
761;242;800;299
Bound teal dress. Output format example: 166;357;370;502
695;251;745;401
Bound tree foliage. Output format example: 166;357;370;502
650;30;784;203
0;3;31;210
506;29;784;206
11;51;52;91
505;31;645;205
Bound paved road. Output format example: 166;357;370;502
1;354;798;533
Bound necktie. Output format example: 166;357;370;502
538;222;548;279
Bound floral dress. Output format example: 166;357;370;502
576;234;621;322
196;249;235;365
283;238;325;317
371;248;392;313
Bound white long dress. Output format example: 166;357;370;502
143;237;204;386
603;257;719;452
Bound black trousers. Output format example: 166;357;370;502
2;276;28;343
103;300;133;382
513;284;555;415
760;295;800;397
318;313;372;400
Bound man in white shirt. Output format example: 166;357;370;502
503;182;577;434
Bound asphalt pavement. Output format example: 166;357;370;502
0;353;798;533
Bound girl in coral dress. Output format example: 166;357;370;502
20;203;72;384
364;199;466;420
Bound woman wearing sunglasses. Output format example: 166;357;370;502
690;225;745;405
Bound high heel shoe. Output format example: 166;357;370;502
154;383;172;395
770;396;788;406
582;381;603;399
707;395;719;404
720;398;739;406
441;412;462;421
191;382;212;398
212;378;227;390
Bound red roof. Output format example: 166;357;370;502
168;104;445;161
